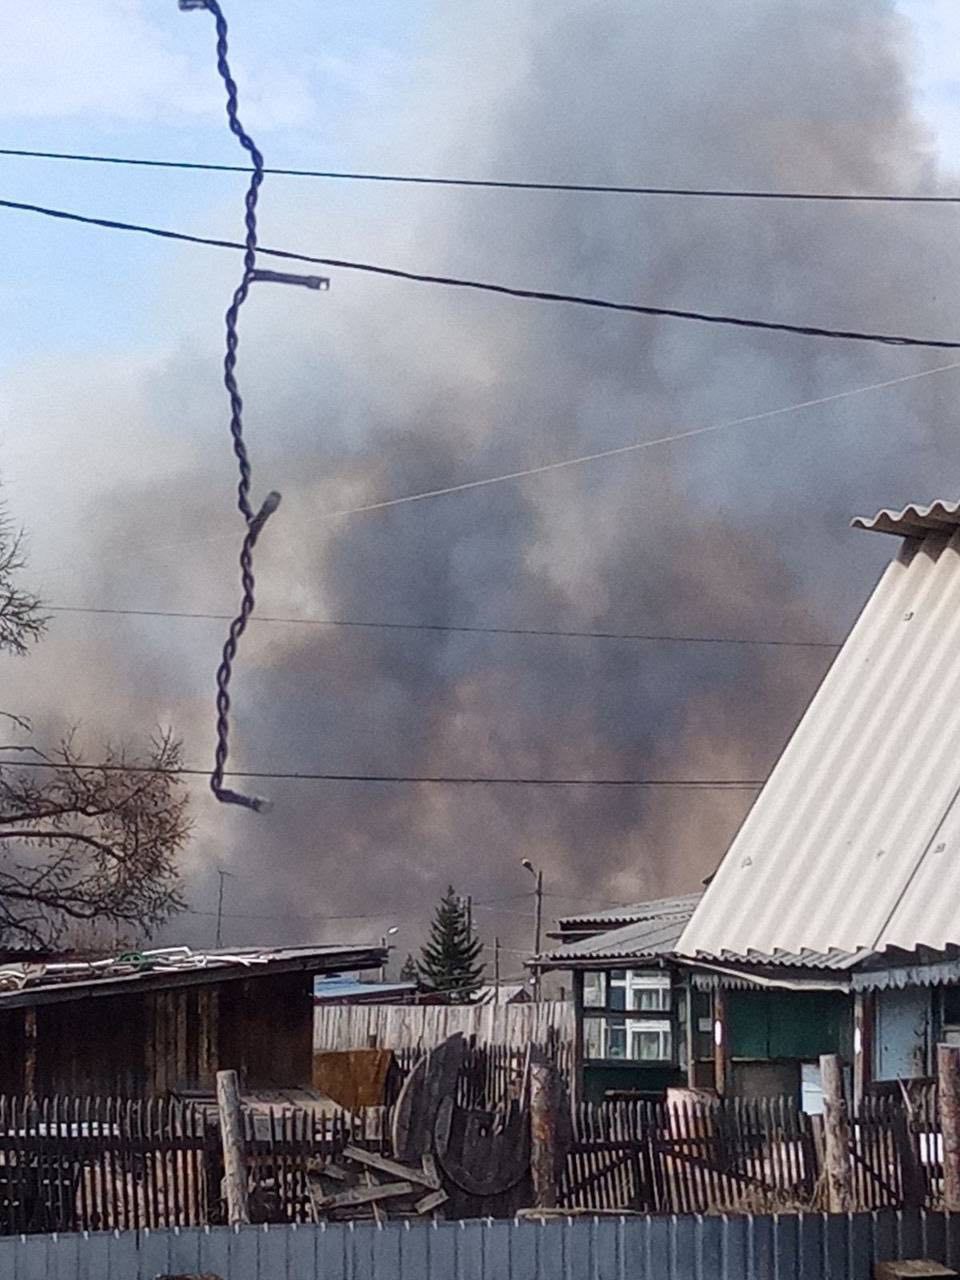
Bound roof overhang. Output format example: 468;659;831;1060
681;958;851;992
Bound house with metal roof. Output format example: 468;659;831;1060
532;894;700;1100
673;500;960;1104
536;502;960;1106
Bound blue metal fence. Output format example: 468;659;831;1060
1;1209;958;1279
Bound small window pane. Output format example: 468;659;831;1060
584;1016;605;1059
635;1031;663;1060
633;987;670;1012
607;1019;627;1059
609;984;626;1011
583;973;606;1008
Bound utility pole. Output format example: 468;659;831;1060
521;860;544;1002
380;925;399;983
494;936;501;1005
215;868;234;949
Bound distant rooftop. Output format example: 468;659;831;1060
554;892;704;934
314;976;416;1003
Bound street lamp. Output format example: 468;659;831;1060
521;860;544;1002
380;925;399;982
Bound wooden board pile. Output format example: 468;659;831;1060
307;1146;449;1224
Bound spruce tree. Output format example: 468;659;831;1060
399;953;418;984
418;886;484;1000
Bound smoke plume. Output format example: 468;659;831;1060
5;0;960;968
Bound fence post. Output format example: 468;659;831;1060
713;989;729;1097
820;1053;853;1213
938;1044;960;1211
530;1052;560;1208
216;1069;250;1225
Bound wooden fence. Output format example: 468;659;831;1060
559;1087;944;1215
314;1002;574;1054
0;1085;947;1232
0;1096;387;1235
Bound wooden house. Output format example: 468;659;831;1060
0;942;384;1096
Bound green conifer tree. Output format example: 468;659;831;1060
418;886;484;1000
399;953;418;984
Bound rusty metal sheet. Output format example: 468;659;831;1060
313;1049;393;1110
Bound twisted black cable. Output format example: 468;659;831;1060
183;0;279;812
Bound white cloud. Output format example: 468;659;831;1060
897;0;960;172
0;0;318;127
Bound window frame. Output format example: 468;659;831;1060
581;966;676;1065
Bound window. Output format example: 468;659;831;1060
582;969;673;1062
583;1015;672;1061
583;972;606;1008
631;1022;672;1061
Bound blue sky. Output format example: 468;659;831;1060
3;0;960;954
0;0;953;364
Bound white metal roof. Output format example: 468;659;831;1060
679;507;960;958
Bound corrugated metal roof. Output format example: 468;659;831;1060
680;515;960;958
708;948;862;970
537;912;693;966
474;983;530;1004
556;892;704;931
0;943;384;1006
852;499;960;539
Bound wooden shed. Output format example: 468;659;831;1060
0;943;384;1096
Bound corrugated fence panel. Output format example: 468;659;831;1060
3;1210;960;1279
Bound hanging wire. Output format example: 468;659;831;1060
179;0;327;812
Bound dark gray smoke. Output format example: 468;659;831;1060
10;0;960;966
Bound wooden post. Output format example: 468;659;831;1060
216;1069;250;1225
530;1051;559;1208
23;1008;37;1095
713;988;729;1097
685;980;698;1089
853;991;871;1110
938;1044;960;1212
571;971;585;1107
820;1053;853;1213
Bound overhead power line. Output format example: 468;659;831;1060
3;195;960;348
0;757;763;788
46;603;841;650
4;147;960;204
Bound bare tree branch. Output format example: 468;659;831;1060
0;507;188;945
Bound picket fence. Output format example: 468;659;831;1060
0;1085;945;1234
0;1095;386;1235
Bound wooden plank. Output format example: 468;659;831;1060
341;1145;440;1189
363;1170;387;1226
415;1187;449;1215
317;1180;415;1210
